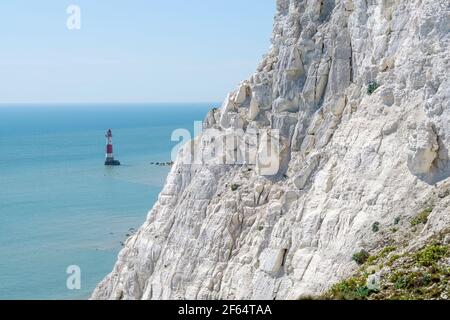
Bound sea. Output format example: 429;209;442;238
0;103;213;300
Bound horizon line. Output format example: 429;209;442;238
0;101;222;107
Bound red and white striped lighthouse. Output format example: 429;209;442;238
105;129;121;166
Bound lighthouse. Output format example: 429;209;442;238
105;129;121;166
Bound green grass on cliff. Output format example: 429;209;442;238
322;235;450;300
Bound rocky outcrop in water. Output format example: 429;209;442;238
92;0;449;300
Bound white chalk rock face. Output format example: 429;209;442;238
407;120;439;177
234;82;249;105
92;0;450;300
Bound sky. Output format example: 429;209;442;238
0;1;276;104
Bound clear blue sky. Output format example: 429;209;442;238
0;1;275;104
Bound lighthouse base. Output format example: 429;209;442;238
105;159;121;166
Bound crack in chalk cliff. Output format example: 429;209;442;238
299;254;315;282
349;37;354;83
281;249;288;268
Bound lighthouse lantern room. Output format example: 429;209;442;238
105;129;121;166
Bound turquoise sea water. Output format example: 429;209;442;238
0;104;212;300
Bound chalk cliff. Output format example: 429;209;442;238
93;0;450;299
